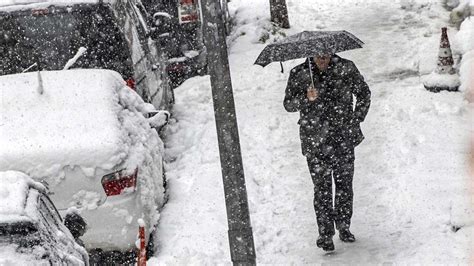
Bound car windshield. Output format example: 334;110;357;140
0;6;133;77
0;222;37;237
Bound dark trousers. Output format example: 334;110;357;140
306;146;354;237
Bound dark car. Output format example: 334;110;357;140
0;171;89;265
142;0;231;88
0;0;173;109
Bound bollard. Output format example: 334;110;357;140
137;219;146;266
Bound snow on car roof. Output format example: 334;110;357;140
0;69;127;180
0;171;45;223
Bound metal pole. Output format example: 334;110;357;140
307;58;315;88
269;0;290;29
200;0;256;265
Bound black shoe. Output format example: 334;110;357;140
339;229;355;242
316;236;335;252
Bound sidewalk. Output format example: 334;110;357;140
151;0;472;264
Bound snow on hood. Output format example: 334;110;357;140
0;69;129;180
0;171;44;223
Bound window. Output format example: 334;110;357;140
0;6;134;78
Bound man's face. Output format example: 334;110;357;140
314;55;331;71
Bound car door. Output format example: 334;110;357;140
126;0;172;109
118;4;151;102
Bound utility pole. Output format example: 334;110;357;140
269;0;290;29
201;0;256;265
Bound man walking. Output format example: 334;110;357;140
284;54;371;251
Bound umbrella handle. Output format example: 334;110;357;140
308;58;315;88
280;62;284;73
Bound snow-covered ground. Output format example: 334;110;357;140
151;0;473;264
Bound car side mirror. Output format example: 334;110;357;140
150;12;172;40
148;110;170;129
64;212;87;239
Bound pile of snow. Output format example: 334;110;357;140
422;71;461;88
0;171;45;223
453;16;474;96
228;0;286;46
116;78;167;227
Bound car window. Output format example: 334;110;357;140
126;1;149;42
0;222;37;236
39;196;76;241
0;7;134;78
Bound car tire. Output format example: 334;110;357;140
146;230;155;259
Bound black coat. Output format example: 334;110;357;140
284;55;371;158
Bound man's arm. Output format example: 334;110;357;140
283;68;311;112
348;62;371;122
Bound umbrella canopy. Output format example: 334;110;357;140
254;30;364;67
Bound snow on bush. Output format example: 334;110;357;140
228;1;286;46
449;0;473;26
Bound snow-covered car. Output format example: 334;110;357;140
0;171;89;265
0;69;169;260
0;0;174;110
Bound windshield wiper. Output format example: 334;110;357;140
63;47;87;70
22;63;38;73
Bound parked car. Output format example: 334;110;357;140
0;171;89;265
142;0;231;88
0;69;169;263
0;0;174;109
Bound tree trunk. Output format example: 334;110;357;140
269;0;290;29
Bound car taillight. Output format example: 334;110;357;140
166;62;189;73
101;169;138;196
32;9;49;16
126;78;136;91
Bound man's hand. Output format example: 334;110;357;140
307;87;318;102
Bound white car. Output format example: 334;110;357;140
0;69;168;258
0;171;89;265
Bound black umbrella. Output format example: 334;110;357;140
254;30;364;67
